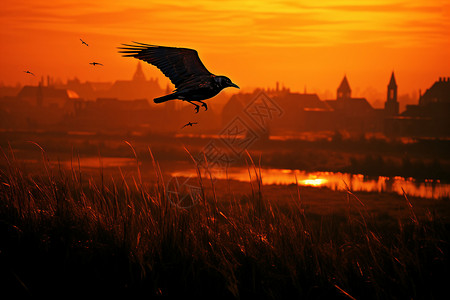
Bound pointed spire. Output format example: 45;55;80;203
388;71;397;88
337;75;351;100
338;75;351;92
132;61;147;82
385;71;399;115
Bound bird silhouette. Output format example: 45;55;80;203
80;39;89;46
118;42;239;113
24;70;35;76
89;62;103;66
181;122;198;129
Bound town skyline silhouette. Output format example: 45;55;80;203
1;61;448;138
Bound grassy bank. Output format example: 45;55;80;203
1;130;450;182
1;148;449;298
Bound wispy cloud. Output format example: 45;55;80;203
2;0;448;49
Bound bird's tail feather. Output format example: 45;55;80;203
154;94;177;103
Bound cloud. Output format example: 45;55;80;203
1;0;449;49
323;3;442;13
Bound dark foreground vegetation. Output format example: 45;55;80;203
1;149;449;299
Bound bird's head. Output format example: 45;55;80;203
215;76;239;90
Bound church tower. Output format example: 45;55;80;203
384;72;399;115
337;75;351;100
132;61;147;82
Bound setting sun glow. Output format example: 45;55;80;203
1;0;449;103
302;178;328;187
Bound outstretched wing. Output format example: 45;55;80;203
118;42;212;88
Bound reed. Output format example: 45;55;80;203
0;145;449;298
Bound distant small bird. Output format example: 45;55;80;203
89;62;103;66
181;122;198;129
118;42;239;113
80;39;89;46
24;70;35;76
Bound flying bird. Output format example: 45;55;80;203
80;39;89;46
181;122;198;129
89;62;103;66
118;42;239;113
24;70;35;76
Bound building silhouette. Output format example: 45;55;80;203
419;77;450;106
337;75;351;100
384;72;399;116
1;66;448;138
385;77;450;137
17;83;77;108
0;82;78;129
63;62;164;102
325;75;378;132
132;61;147;82
221;73;407;136
101;62;163;101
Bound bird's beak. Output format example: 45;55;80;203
229;82;240;89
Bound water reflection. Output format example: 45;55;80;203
54;157;134;168
68;157;134;168
171;168;450;199
302;178;328;187
20;155;448;200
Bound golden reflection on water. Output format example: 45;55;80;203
301;178;328;187
171;168;449;199
28;155;448;200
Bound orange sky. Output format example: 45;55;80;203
1;0;449;104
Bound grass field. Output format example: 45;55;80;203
1;147;449;298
